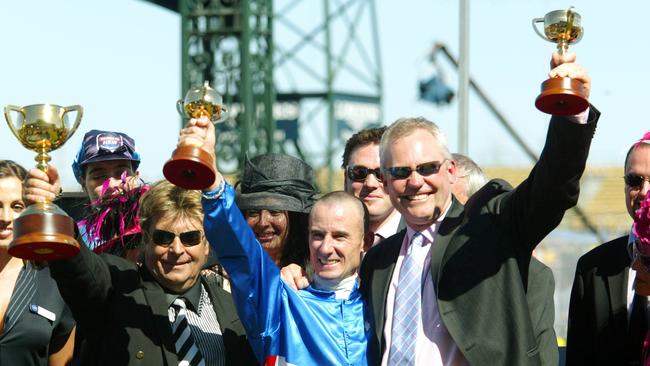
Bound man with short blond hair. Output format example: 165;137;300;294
25;169;257;365
360;53;598;365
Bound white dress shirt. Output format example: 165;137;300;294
374;210;402;245
381;208;469;366
627;229;650;325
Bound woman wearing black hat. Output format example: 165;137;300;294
236;154;318;270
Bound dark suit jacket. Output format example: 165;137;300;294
49;244;257;365
360;110;598;366
566;236;631;365
467;179;558;365
527;257;557;366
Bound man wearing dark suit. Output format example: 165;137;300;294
27;169;257;365
566;137;650;365
452;157;559;366
360;53;597;365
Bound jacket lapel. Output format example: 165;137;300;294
139;266;179;363
371;231;404;343
430;199;465;288
604;237;632;338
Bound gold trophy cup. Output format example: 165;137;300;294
4;104;83;260
532;7;588;115
163;81;227;190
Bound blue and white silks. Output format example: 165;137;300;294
203;183;370;366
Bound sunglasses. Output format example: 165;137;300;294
385;160;447;180
152;229;203;247
624;173;650;189
346;165;382;182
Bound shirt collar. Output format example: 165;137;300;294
404;201;451;244
310;274;359;300
164;278;203;312
375;210;402;240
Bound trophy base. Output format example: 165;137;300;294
163;145;216;190
535;77;589;116
9;206;80;261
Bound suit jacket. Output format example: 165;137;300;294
566;236;631;365
467;178;558;365
49;244;257;366
527;257;557;366
360;110;598;366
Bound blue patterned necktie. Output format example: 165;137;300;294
388;232;425;365
170;298;204;366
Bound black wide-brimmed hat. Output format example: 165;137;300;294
236;154;318;213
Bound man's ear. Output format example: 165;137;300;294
446;160;457;183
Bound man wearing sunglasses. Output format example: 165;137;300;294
567;134;650;365
360;52;599;365
342;127;404;250
25;170;257;365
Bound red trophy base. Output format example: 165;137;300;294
9;210;80;261
535;77;589;116
163;145;216;190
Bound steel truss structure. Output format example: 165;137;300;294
148;0;382;184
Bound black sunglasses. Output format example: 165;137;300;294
385;160;447;180
346;165;382;182
624;173;650;189
152;229;203;247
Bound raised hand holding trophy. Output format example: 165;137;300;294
533;7;588;115
163;81;227;190
4;104;83;260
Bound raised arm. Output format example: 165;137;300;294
497;53;598;251
178;117;284;361
25;165;114;325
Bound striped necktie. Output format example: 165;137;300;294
388;232;425;365
170;298;205;366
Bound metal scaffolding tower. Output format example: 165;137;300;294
272;0;382;189
179;0;274;171
147;0;382;184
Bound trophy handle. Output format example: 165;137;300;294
176;100;188;119
62;105;84;142
532;18;548;41
566;7;583;44
4;105;25;140
212;106;229;124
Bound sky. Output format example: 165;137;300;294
0;0;647;190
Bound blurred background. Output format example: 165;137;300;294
1;0;645;341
